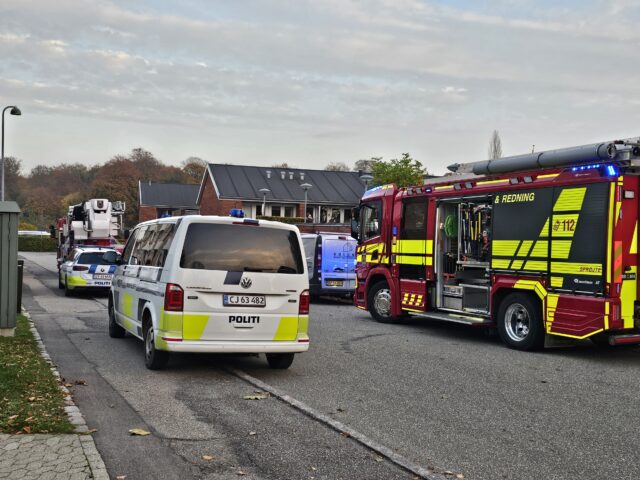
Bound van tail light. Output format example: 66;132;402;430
73;265;89;271
164;283;184;312
299;289;310;315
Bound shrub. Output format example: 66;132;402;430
18;222;37;231
18;236;57;252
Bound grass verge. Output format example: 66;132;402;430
0;314;73;434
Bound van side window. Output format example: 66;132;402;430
121;229;138;264
361;201;382;241
150;223;175;267
130;226;148;266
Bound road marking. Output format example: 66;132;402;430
228;367;446;480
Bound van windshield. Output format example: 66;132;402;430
180;223;304;274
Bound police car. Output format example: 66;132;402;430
58;246;118;296
107;210;310;370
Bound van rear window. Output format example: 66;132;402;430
180;223;304;274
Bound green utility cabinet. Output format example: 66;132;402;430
0;201;20;336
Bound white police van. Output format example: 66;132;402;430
107;211;310;370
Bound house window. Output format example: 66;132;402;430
343;208;352;222
256;205;263;216
271;206;281;217
284;206;295;217
306;207;315;223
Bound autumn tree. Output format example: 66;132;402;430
488;130;503;160
181;157;207;184
371;153;424;188
91;158;141;227
325;162;350;171
2;157;25;203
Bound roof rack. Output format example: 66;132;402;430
447;137;640;176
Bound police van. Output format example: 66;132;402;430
106;211;310;369
301;233;357;299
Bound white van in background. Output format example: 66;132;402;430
107;211;310;370
301;233;357;299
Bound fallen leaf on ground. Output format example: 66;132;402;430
87;429;98;433
340;432;351;438
243;394;268;400
116;476;126;480
374;456;384;463
8;415;18;420
128;428;151;436
202;455;213;461
237;471;246;476
75;380;87;385
336;407;345;412
456;474;465;479
249;431;257;436
22;426;31;433
64;383;73;387
28;396;36;402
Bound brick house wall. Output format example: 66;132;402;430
138;205;157;223
199;175;242;216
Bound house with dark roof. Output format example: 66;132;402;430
198;165;368;227
138;181;200;222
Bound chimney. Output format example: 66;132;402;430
288;172;294;180
280;171;286;180
266;170;271;179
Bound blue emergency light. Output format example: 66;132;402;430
229;209;245;218
569;163;619;177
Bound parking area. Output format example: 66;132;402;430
19;251;640;480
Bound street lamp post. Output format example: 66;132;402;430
359;173;373;193
300;183;312;223
258;188;270;217
1;106;22;202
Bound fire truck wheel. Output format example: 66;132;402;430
368;281;400;324
497;293;544;351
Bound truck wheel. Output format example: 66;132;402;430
144;321;169;370
368;281;400;324
108;299;125;339
266;353;295;369
497;293;544;351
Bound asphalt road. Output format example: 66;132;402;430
20;252;640;480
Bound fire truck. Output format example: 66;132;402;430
352;138;640;349
56;199;125;267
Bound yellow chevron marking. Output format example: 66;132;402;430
553;187;586;211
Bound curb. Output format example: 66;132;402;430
23;309;110;480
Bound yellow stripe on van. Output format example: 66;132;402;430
297;315;309;336
122;293;134;317
182;314;209;340
273;317;298;341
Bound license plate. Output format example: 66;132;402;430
326;280;344;287
93;274;112;280
223;294;266;307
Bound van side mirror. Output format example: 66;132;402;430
351;219;359;242
103;251;122;265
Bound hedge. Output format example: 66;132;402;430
18;236;57;252
257;216;305;224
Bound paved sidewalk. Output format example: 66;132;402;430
0;434;108;479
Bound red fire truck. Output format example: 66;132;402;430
352;138;640;349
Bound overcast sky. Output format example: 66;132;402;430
1;0;639;175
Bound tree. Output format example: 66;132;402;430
182;157;208;184
371;153;424;187
272;162;292;168
354;158;379;174
488;130;502;160
325;162;350;171
2;156;24;203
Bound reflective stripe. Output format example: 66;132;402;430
66;275;88;287
477;179;509;186
631;221;638;255
273;317;298;341
182;314;209;340
539;218;550;237
510;259;523;270
516;240;533;257
546;293;560;332
529;240;547;258
492;259;511;269
551;240;572;259
392;239;433;254
550;276;563;288
395;255;432;266
122;292;134;317
493;240;520;256
523;260;547;271
513;280;547;301
553;187;586;211
550;262;603;276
